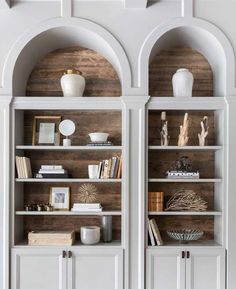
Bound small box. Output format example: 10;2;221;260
28;230;75;246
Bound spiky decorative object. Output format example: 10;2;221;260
78;184;98;203
165;189;208;211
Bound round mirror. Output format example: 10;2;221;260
59;120;76;137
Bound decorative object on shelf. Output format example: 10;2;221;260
15;156;32;179
78;184;98;203
88;165;99;179
60;69;86;97
101;215;113;242
166;156;199;179
50;187;70;210
59;119;76;146
32;116;62;146
165;189;208;211
148;192;164;212
80;226;101;245
148;218;163;246
172;68;194;97
167;229;204;243
160;111;169;146
35;165;69;179
71;203;102;212
198;116;209;146
28;230;75;246
88;132;109;142
178;113;189;146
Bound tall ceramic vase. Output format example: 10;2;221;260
60;69;86;97
172;68;194;97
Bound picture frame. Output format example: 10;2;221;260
32;116;62;146
50;187;70;211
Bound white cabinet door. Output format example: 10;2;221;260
68;248;123;289
11;248;66;289
146;248;185;289
185;248;225;289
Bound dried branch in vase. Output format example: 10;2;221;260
78;184;98;203
178;113;189;146
198;116;209;146
160;111;169;146
165;189;208;211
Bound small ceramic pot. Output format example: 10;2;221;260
88;165;99;179
172;68;194;97
88;133;109;142
80;226;100;245
61;69;86;97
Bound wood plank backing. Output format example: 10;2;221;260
26;47;121;97
149;47;213;97
149;110;215;146
24;110;122;146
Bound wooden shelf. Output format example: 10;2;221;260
16;145;123;151
148;146;222;151
15;178;122;183
148;178;222;183
148;211;222;216
15;210;122;216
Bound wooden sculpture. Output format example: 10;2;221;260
178;113;189;146
160;111;169;146
198;116;209;146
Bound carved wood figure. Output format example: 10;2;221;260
178;113;189;146
160;111;169;146
198;116;209;146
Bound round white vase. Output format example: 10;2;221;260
60;69;86;97
80;226;100;245
172;68;194;97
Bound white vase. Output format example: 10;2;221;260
172;68;194;97
80;226;100;245
60;69;86;97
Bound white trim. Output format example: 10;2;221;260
181;0;193;17
61;0;72;17
124;0;147;9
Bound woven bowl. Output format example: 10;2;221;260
167;229;204;243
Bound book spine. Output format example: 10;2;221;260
117;157;122;179
147;219;156;246
41;165;63;170
150;219;163;246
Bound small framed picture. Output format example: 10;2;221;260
32;116;62;145
50;187;70;210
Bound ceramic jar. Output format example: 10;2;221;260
172;68;194;97
60;69;86;97
80;226;100;245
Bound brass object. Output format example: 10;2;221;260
64;69;82;75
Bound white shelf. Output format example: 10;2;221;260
16;145;123;151
148;178;222;183
148;146;222;151
15;211;122;216
148;211;222;216
147;240;222;248
15;178;122;183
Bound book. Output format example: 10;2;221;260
15;156;22;178
97;161;103;178
110;156;117;178
87;141;113;146
28;230;75;246
71;207;103;212
73;203;101;209
38;169;66;174
35;173;69;179
113;157;120;178
16;156;32;179
102;160;110;179
117;158;122;178
41;165;63;170
147;219;156;246
149;219;163;246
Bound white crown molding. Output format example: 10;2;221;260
124;0;147;9
0;0;10;9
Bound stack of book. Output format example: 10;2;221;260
166;170;200;179
28;230;75;246
148;192;164;212
35;165;69;179
147;218;163;246
15;156;32;178
97;156;122;179
87;141;113;146
71;203;103;212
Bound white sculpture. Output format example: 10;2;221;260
172;68;194;97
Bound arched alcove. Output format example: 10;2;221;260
26;46;121;97
3;18;131;96
149;47;213;97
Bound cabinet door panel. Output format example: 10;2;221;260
146;248;185;289
186;248;225;289
68;248;123;289
11;248;66;289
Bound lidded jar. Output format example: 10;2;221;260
60;69;86;97
172;68;194;97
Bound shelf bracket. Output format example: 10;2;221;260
61;0;72;17
181;0;193;18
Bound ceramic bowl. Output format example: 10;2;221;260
88;132;109;142
167;229;204;243
80;226;101;245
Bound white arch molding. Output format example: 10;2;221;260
139;17;236;96
2;17;132;97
